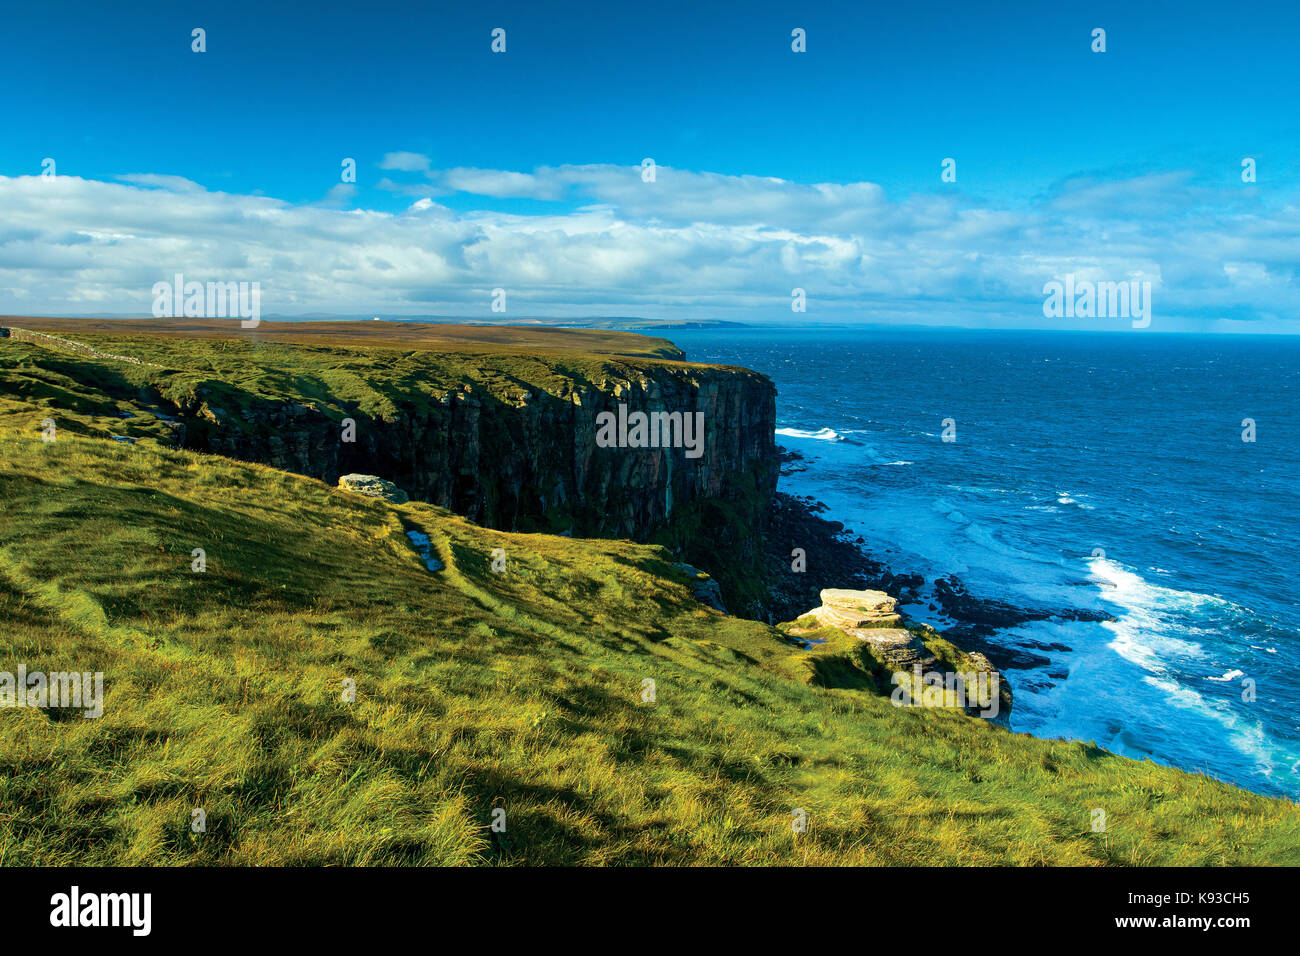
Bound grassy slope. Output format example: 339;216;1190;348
0;326;753;432
0;328;778;612
2;317;689;361
1;339;1298;865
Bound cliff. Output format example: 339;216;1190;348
181;361;777;545
0;323;779;609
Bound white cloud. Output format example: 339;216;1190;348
440;168;564;200
116;173;206;193
0;165;1297;329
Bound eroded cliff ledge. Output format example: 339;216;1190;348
185;360;777;547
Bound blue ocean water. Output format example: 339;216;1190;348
671;327;1300;799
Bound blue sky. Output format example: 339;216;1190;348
2;0;1298;330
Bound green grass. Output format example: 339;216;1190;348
0;324;778;610
0;332;670;421
1;335;1298;865
0;318;723;425
0;324;764;450
3;317;689;361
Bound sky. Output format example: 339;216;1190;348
1;0;1298;331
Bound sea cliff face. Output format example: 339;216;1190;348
180;362;779;545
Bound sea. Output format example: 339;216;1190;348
668;326;1300;800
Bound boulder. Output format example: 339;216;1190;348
799;590;934;669
338;473;409;504
810;588;902;629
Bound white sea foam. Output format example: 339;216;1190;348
1091;557;1249;618
1139;675;1290;784
1088;557;1207;669
1207;669;1245;682
1054;491;1094;509
1006;616;1294;794
775;426;844;442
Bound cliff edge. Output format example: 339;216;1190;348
0;321;778;610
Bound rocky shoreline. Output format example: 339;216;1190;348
760;447;1115;680
783;586;1013;723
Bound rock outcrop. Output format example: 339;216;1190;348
674;562;726;612
802;588;930;667
791;588;1012;722
338;473;409;503
809;588;903;630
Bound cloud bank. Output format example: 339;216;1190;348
1;159;1296;330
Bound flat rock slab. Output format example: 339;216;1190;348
811;588;902;628
844;626;914;646
820;587;896;611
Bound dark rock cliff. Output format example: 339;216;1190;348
177;363;779;597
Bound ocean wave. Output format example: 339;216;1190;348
1140;675;1295;787
933;498;969;526
775;426;844;442
947;484;1018;495
1088;557;1213;670
1055;491;1095;509
1207;669;1245;682
1089;557;1250;618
